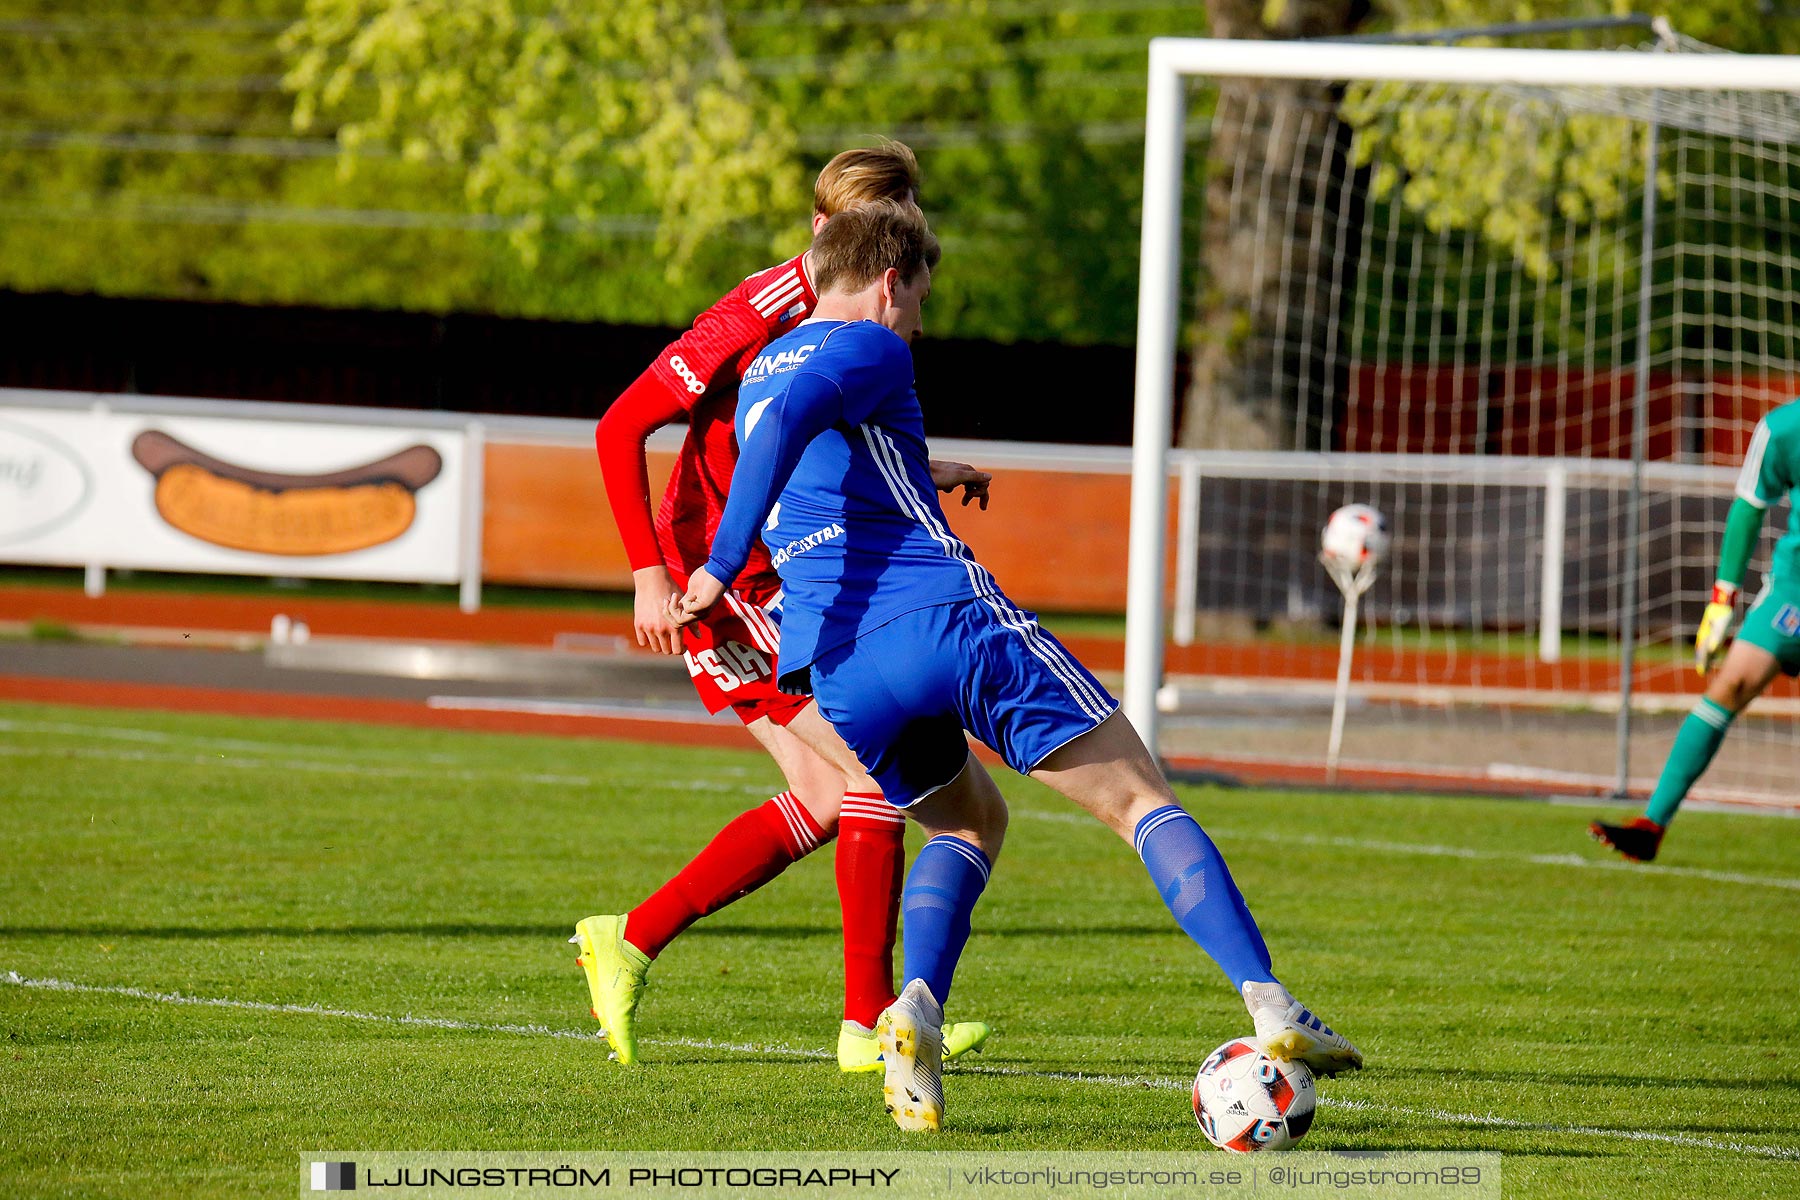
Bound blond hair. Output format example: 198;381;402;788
810;198;940;295
813;139;921;217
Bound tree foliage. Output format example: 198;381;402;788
0;0;1216;341
0;0;496;311
283;0;805;275
1344;1;1800;281
0;0;1795;355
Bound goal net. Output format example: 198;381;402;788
1127;33;1800;806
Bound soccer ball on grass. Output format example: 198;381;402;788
1191;1038;1317;1152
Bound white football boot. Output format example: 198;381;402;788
1243;981;1364;1077
876;979;946;1131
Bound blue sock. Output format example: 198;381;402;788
900;835;990;1006
1134;804;1275;990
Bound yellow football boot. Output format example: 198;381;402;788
571;914;650;1065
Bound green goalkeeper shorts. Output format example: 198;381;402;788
1738;586;1800;676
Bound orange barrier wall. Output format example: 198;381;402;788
938;468;1135;612
482;442;674;589
481;441;1146;611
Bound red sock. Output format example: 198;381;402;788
836;791;907;1027
624;793;827;959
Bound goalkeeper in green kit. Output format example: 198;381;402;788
1591;399;1800;863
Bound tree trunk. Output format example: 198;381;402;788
1186;0;1370;450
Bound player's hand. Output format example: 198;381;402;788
671;566;727;629
928;459;992;510
631;565;683;655
1695;580;1739;675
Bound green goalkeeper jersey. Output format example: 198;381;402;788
1736;398;1800;594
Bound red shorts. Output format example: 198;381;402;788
681;584;811;727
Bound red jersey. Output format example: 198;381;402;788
596;253;817;588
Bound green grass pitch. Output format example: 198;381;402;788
2;700;1797;1197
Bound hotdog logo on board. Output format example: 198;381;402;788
130;429;443;557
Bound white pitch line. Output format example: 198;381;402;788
0;972;826;1059
952;1066;1800;1160
1009;809;1800;892
0;742;765;796
9;725;1798;890
0;741;587;783
1217;827;1800;893
426;696;727;726
5;972;1796;1162
0;715;760;781
0;716;459;762
1315;1096;1800;1161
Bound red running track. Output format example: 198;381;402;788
7;582;1778;699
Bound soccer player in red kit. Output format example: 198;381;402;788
575;141;991;1069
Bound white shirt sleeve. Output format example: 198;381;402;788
1734;418;1773;509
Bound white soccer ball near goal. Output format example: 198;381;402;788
1320;503;1390;569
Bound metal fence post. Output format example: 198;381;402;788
460;420;486;615
85;399;109;597
1615;107;1661;798
1539;465;1566;664
1173;455;1203;646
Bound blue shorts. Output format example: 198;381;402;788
808;598;1120;807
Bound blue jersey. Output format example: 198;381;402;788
704;319;980;687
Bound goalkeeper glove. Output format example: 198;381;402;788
1695;580;1739;676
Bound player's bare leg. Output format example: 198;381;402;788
750;708;991;1070
574;711;835;1064
1593;641;1783;862
1026;710;1175;840
751;711;891;1069
901;754;1010;855
744;711;857;831
1030;712;1362;1076
877;756;1008;1130
1705;640;1783;713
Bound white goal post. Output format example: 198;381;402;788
1126;38;1800;774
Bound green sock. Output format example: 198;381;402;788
1644;698;1734;827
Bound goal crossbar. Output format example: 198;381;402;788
1125;37;1800;750
1147;39;1800;90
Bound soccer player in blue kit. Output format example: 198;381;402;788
673;200;1362;1132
